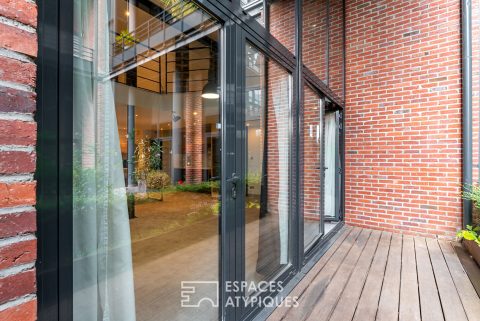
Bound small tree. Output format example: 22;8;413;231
146;170;170;201
148;140;163;171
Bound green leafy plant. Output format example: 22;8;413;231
146;170;170;201
246;172;262;186
146;170;170;190
460;185;480;246
246;200;260;209
462;183;480;231
462;184;480;210
148;140;163;171
175;181;217;194
457;225;480;245
115;30;137;47
135;138;148;181
159;0;198;19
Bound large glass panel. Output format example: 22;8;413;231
269;0;295;53
73;1;221;320
324;110;339;226
244;44;292;288
303;86;323;249
303;0;327;83
328;0;345;98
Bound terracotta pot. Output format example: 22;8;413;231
464;239;480;267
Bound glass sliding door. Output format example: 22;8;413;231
72;1;222;320
243;43;292;292
323;110;341;231
303;86;324;249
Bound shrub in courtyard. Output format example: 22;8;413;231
146;170;170;201
175;181;219;194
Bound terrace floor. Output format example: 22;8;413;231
267;226;480;321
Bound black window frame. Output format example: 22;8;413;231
36;0;346;320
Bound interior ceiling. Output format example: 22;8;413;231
113;0;221;133
114;0;219;94
115;82;220;131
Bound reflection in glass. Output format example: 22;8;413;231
245;44;292;289
303;86;323;249
73;0;220;320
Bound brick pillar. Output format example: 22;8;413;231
0;0;39;319
184;92;203;184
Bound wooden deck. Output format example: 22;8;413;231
268;226;480;321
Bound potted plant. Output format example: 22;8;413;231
460;184;480;265
457;225;480;266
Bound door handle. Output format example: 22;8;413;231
227;173;240;199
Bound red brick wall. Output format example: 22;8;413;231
0;0;38;319
269;0;295;53
303;0;327;83
345;0;462;237
328;0;344;98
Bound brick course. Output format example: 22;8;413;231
344;0;462;237
0;1;37;318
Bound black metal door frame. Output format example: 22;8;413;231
36;0;346;320
234;28;299;321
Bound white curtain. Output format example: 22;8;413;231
272;75;291;264
324;112;337;218
73;0;136;320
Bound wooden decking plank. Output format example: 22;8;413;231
289;226;353;297
281;227;363;321
426;238;468;321
376;233;402;321
439;240;480;321
352;231;392;321
415;236;444;321
328;230;382;321
267;226;353;321
399;235;421;321
304;229;375;321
